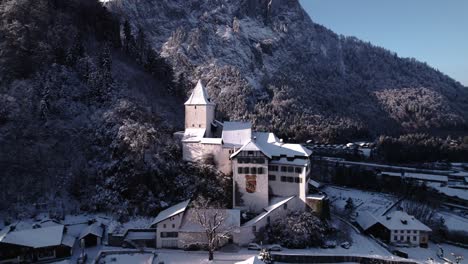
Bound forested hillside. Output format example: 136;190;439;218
106;0;468;142
1;0;467;217
0;0;229;218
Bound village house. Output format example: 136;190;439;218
149;200;241;249
0;225;75;263
79;222;104;248
356;211;431;247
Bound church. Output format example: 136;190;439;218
177;80;324;214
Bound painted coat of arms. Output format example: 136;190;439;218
245;175;256;193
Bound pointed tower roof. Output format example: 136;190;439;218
184;80;215;105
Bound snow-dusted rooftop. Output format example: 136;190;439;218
61;234;76;248
230;140;272;159
200;137;223;144
184;80;215;105
150;199;190;227
380;171;448;183
0;225;70;248
182;128;206;142
179;209;240;233
355;211;379;231
230;131;312;160
357;211;431;232
379;211;431;232
222;121;252;146
243;196;295;227
79;223;103;239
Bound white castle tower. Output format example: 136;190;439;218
184;80;216;137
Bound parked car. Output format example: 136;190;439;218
247;243;262;250
183;243;200;251
321;240;337;248
268;244;282;251
340;242;351;249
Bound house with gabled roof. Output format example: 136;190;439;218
0;225;75;262
149;199;190;248
356;211;431;247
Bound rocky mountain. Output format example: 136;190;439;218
1;0;467;218
106;0;468;142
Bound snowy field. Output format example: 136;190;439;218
98;252;155;264
324;185;397;216
396;242;468;264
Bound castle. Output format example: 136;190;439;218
178;80;319;213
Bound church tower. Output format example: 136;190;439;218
184;80;216;137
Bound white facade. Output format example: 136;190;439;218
175;80;316;245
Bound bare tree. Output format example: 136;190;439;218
190;199;237;261
402;200;435;224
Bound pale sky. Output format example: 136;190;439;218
300;0;468;86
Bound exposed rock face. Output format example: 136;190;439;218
106;0;468;142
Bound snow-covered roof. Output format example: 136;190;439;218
0;225;66;248
200;138;223;144
179;209;240;233
230;140;272;159
379;211;431;232
182;128;206;143
427;183;468;201
308;179;322;188
253;132;312;158
355;211;379;231
222;122;252;146
306;194;326;200
61;234;76;248
380;171;448;183
450;171;468;178
150;200;190;227
243;196;295;227
79;223;103;239
184;80;215;105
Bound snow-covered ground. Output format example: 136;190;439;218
324;185;397;216
395;242;467;264
98;252;155;264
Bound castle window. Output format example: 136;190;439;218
256;158;265;163
281;176;287;182
281;166;287;172
287;166;294;173
244;167;250;174
287;176;294;182
294;177;300;183
295;167;303;173
251;167;257;174
238;167;243;174
257;167;264;174
268;165;278;171
268;175;276;181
